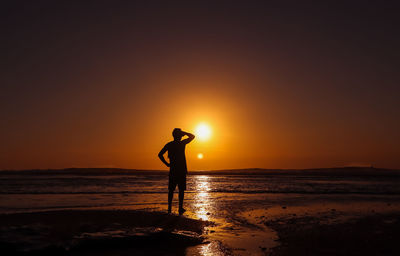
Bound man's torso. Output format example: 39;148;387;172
166;141;187;176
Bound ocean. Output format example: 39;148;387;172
1;168;399;214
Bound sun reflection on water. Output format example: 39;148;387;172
194;175;212;221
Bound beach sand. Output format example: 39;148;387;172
239;201;400;255
0;210;211;255
1;200;400;255
267;212;400;256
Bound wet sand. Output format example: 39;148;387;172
267;212;400;256
1;199;400;255
0;210;210;255
186;194;400;255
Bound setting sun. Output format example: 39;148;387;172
195;123;212;141
197;153;204;159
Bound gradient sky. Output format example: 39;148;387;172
1;1;399;170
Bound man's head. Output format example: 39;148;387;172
172;128;183;141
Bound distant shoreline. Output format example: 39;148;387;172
1;167;399;176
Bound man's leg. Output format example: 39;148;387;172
168;189;174;214
168;175;176;214
178;189;185;215
178;175;187;215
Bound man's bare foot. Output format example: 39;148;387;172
179;208;186;215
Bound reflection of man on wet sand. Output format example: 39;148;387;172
158;128;195;215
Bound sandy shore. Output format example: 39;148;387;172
1;205;400;255
267;212;400;256
235;199;400;256
0;210;211;255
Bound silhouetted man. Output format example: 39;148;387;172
158;128;195;215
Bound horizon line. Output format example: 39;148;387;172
1;166;399;172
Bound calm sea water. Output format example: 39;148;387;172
1;168;399;214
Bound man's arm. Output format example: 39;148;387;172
158;145;170;167
181;131;195;144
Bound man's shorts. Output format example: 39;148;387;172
169;174;186;191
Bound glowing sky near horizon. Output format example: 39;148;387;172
1;1;399;170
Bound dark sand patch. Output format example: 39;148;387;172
0;210;212;255
265;212;400;256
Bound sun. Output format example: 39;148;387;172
197;153;204;159
195;123;212;141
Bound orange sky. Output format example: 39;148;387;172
2;66;399;170
1;2;399;170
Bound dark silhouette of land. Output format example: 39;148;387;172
1;167;399;176
158;128;195;215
